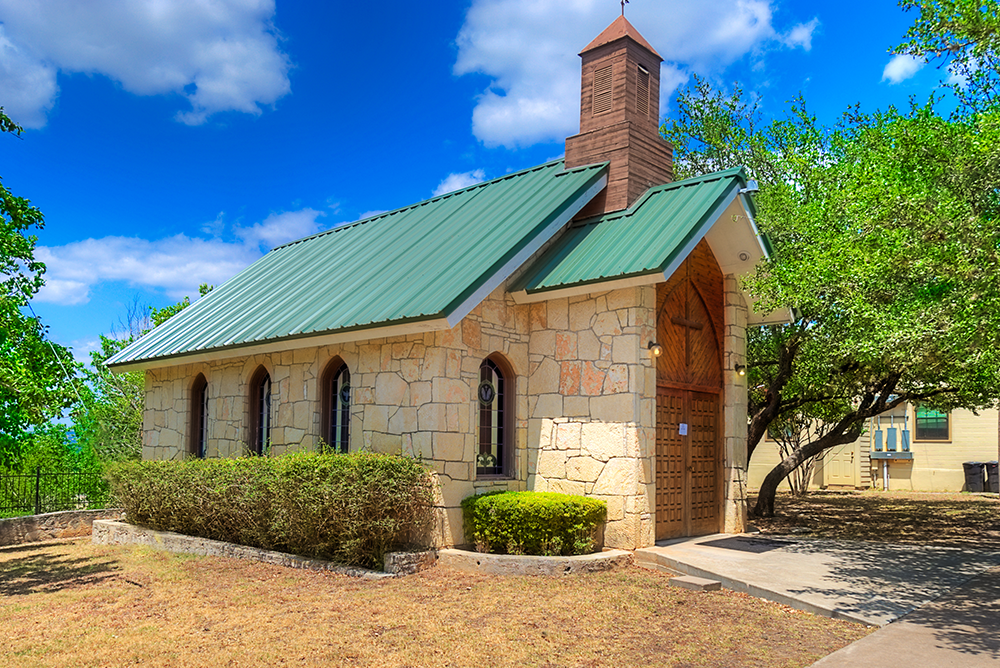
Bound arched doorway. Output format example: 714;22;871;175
655;240;723;540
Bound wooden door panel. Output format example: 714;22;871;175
655;389;685;539
687;292;722;390
688;392;720;534
654;242;723;540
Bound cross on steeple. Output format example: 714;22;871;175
621;0;628;16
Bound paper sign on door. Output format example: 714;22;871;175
679;423;688;436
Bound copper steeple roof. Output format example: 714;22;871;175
580;15;662;59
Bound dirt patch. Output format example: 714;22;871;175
0;539;870;667
753;491;1000;549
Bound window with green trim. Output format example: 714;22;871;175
915;407;949;441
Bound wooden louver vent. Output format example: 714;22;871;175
637;66;650;117
593;65;613;115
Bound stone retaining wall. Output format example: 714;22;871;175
0;509;125;547
437;547;634;576
92;520;436;577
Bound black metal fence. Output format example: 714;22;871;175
0;469;110;516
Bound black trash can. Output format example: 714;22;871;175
963;462;985;493
986;461;999;494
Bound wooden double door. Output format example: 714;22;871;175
655;388;720;539
654;241;723;541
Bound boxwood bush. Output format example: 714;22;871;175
106;451;435;570
461;491;606;556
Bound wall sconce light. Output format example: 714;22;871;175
647;341;663;358
735;364;746;376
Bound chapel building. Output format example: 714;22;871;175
109;17;784;549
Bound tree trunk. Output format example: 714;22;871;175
752;423;863;517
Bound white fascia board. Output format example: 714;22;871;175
108;317;453;373
443;174;609;328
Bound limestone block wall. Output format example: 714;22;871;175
142;284;534;547
141;280;743;550
721;275;749;534
523;286;658;550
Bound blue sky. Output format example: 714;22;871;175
0;0;951;361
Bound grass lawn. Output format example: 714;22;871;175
753;490;1000;549
0;539;869;668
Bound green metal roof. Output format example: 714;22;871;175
513;167;757;295
107;160;607;368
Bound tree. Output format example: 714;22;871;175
74;284;213;462
662;80;1000;516
0;107;78;469
893;0;1000;113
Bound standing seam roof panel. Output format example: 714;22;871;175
107;160;608;366
515;167;745;293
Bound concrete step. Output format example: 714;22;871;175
670;575;722;591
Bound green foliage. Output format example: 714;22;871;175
105;451;435;570
74;284;214;464
0;424;111;516
150;283;213;327
893;0;1000;113
461;491;606;556
0;107;80;469
74;336;144;463
662;67;1000;515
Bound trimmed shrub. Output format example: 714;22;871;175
461;491;606;556
106;451;435;570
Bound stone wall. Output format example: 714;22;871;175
721;275;749;533
142;283;662;549
143;283;533;546
0;509;125;547
141;279;748;549
524;285;657;549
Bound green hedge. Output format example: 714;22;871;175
461;491;606;556
106;451;435;570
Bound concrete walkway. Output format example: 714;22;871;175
635;533;1000;627
812;565;1000;667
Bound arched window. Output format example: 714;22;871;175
189;374;208;458
477;355;513;477
321;359;351;453
249;368;271;456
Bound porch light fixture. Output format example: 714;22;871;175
647;341;663;358
735;364;746;376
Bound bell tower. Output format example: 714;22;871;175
565;16;674;216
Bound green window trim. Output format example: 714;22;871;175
914;407;949;441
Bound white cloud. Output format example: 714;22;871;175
433;169;487;197
0;0;291;128
34;208;326;306
782;18;820;51
882;54;925;84
234;209;325;249
454;0;818;147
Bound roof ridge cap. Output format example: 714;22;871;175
569;166;748;228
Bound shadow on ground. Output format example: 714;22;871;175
0;541;120;596
774;538;1000;626
753;491;1000;550
900;566;1000;660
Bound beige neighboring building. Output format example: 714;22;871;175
109;18;785;550
749;405;1000;492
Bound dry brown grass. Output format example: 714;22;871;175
754;491;1000;548
1;539;869;668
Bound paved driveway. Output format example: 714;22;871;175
635;533;1000;627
